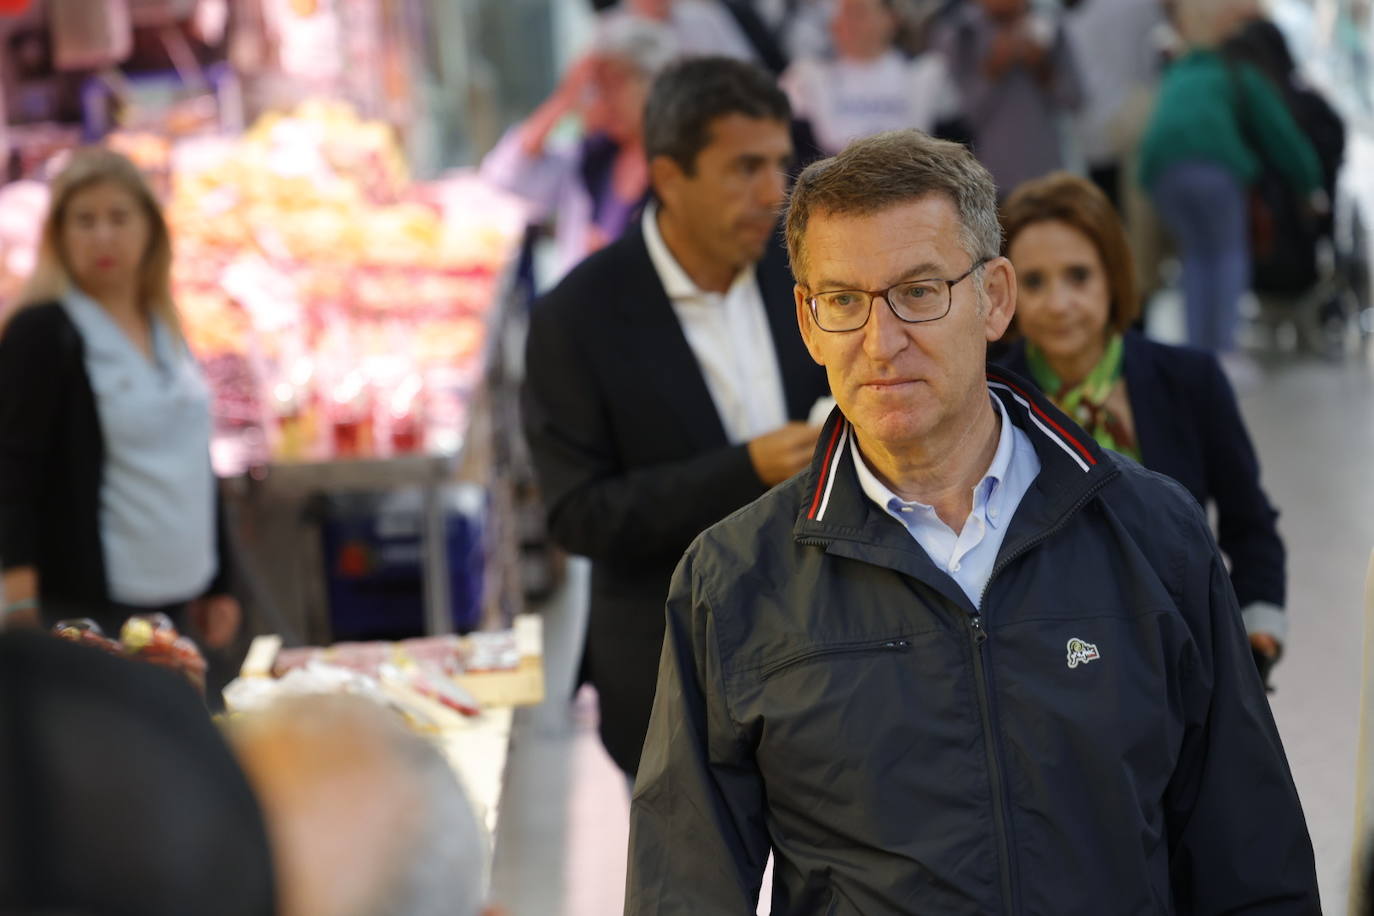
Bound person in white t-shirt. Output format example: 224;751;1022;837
781;0;959;156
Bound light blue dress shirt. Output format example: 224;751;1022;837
62;289;217;606
851;393;1041;608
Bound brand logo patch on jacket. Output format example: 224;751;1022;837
1066;638;1101;669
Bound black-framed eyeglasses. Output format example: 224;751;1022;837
806;258;990;333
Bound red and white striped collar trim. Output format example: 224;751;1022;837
805;375;1097;523
806;419;852;521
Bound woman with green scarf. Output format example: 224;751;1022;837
996;172;1287;681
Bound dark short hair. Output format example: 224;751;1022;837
1000;172;1141;331
643;56;791;176
785;129;1002;285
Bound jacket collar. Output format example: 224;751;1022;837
793;366;1119;594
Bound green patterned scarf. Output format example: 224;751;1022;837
1026;334;1141;461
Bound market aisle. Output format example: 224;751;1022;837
1244;350;1374;908
493;347;1374;914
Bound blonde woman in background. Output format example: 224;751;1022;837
0;148;240;647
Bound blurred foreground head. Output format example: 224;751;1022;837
0;630;276;915
229;695;497;916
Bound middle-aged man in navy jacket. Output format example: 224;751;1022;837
627;129;1319;915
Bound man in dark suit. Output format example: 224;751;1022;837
522;57;830;779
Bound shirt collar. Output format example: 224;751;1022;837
851;390;1017;528
63;286;172;371
641;202;753;303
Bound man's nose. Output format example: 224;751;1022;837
861;293;910;360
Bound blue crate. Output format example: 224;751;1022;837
319;490;485;642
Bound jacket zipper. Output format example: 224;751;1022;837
966;613;1014;914
968;474;1118;916
759;638;912;682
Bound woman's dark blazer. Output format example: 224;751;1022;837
999;330;1284;612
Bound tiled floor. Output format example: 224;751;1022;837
490;337;1374;915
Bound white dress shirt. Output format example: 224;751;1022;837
641;204;789;444
851;393;1041;607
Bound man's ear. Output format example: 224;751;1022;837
649;154;684;214
795;284;826;367
981;256;1017;342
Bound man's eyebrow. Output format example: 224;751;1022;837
813;262;945;291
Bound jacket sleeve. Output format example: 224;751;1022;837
0;308;66;572
626;546;771;914
1197;354;1286;620
1163;500;1319;914
1239;64;1323;194
521;300;767;566
478;124;578;225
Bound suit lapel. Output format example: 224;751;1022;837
614;225;731;450
757;240;819;420
1122;332;1170;473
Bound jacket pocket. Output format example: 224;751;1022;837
759;636;913;682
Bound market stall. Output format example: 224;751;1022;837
2;4;547;882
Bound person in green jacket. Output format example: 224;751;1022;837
1137;9;1322;357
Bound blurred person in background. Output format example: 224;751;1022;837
933;0;1083;196
0;629;276;915
1137;0;1323;360
1064;0;1167;209
522;57;829;782
0;148;240;649
230;694;501;916
747;0;837;62
481;17;677;290
781;0;960;157
997;172;1288;680
602;0;769;65
1221;13;1346;297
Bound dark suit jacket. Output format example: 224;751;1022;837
999;331;1285;611
522;222;828;775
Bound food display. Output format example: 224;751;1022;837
222;618;539;725
168;101;526;472
52;613;209;693
272;630;519;679
119;613;209;691
52;618;124;655
0;101;527;474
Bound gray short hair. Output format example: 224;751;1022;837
591;14;677;76
785;129;1003;286
230;695;490;916
370;722;488;916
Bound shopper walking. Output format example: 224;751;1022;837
1137;0;1323;355
0;148;240;647
522;58;829;781
997;171;1287;681
932;0;1083;196
626;129;1318;914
